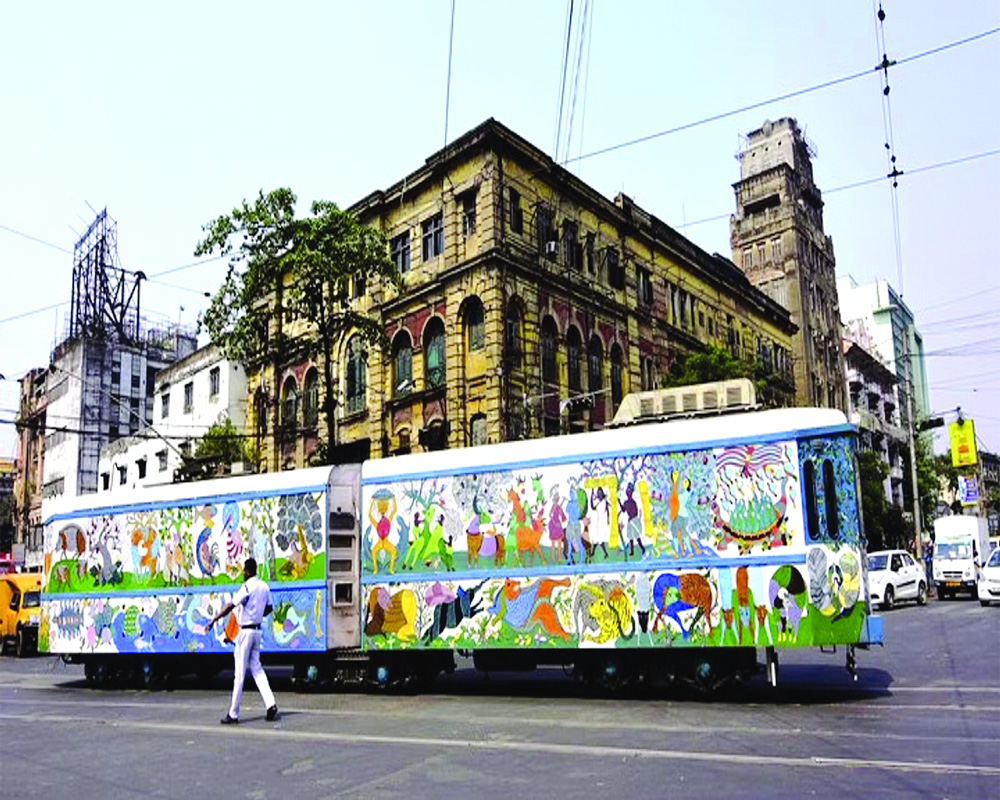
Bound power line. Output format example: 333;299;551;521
675;147;1000;229
563;26;1000;165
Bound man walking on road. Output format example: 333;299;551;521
206;557;279;724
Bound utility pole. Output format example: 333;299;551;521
903;325;923;558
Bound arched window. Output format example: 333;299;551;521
346;336;367;413
465;297;484;352
566;326;582;392
281;376;298;429
610;343;624;408
587;335;603;395
392;330;413;397
423;318;446;389
505;303;522;368
541;316;558;384
303;368;319;427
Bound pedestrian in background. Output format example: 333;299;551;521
207;557;279;724
924;538;934;597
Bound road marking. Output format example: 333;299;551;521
0;711;996;777
2;695;999;741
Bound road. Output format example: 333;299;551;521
1;598;997;800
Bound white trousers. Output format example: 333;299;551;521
228;628;275;719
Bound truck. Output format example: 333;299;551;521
40;405;882;691
0;572;43;657
932;515;991;600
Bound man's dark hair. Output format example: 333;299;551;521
244;558;258;577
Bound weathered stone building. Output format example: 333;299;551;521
730;118;847;411
254;119;797;470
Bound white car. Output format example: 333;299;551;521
867;550;927;609
978;547;1000;607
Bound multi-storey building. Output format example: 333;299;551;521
42;325;196;501
98;344;248;493
730;118;847;411
13;368;47;568
251;119;797;470
836;275;930;433
842;322;907;507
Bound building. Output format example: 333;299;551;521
836;275;931;433
841;322;907;507
0;457;14;558
730;118;847;411
12;367;47;569
250;119;797;470
98;344;248;493
44;327;196;501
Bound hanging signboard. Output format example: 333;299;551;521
957;474;979;507
949;419;978;468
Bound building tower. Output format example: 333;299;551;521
730;118;847;410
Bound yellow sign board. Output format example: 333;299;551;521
949;419;978;468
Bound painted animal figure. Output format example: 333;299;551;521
364;587;417;642
507;487;546;567
769;566;807;643
195;527;220;580
651;572;714;641
423;580;486;644
489;578;571;641
573;580;635;644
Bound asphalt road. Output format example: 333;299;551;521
1;597;997;800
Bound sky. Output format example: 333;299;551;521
2;1;998;461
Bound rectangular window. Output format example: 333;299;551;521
209;366;220;397
743;245;753;269
585;233;595;273
352;272;366;299
183;382;193;413
422;213;444;260
771;237;782;260
538;209;556;254
637;267;653;306
563;222;582;269
509;189;523;234
157;449;168;472
757;241;766;263
161;392;170;419
136;458;147;480
391;232;410;272
118;465;127;486
606;247;624;290
679;290;688;326
461;193;476;237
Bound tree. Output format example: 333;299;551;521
194;416;254;467
196;189;401;464
857;450;889;551
662;345;752;387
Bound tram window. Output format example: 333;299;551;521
803;460;820;541
823;459;839;540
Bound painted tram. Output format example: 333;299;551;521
40;393;883;690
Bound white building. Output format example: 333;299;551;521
42;327;196;501
98;344;248;493
836;275;931;429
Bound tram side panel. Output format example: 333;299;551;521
359;432;874;655
40;478;332;659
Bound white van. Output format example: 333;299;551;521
933;516;990;600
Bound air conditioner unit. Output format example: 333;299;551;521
544;241;559;257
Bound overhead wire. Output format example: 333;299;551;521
561;25;1000;166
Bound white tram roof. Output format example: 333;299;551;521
44;407;850;522
362;407;851;486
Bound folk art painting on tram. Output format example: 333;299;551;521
40;407;876;684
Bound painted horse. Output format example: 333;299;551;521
651;572;714;641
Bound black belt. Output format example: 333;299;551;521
241;623;261;630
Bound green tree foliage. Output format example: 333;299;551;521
663;345;753;387
194;416;253;467
196;189;401;461
857;450;889;551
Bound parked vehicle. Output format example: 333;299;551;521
933;516;990;599
978;547;1000;607
41;404;882;690
0;573;42;657
867;550;927;609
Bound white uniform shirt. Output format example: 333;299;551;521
232;575;271;626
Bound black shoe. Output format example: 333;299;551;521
220;714;239;725
266;705;279;722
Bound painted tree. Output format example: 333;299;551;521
196;188;401;464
